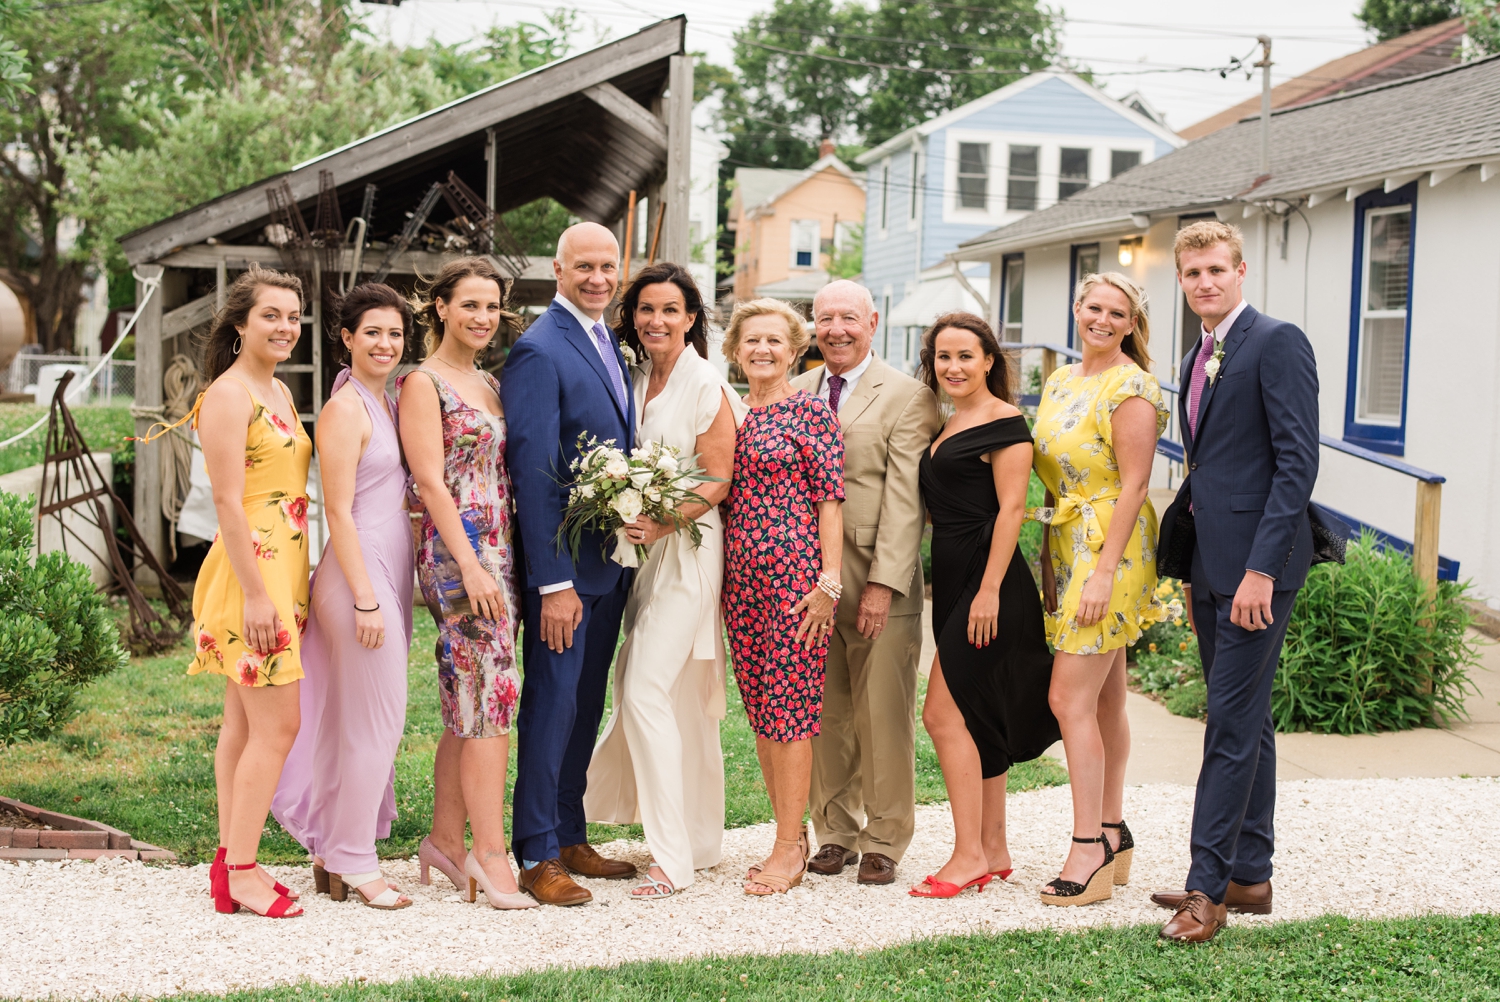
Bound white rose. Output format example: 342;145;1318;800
578;482;595;499
1204;356;1221;382
603;456;630;479
618;341;637;366
655;452;679;474
644;485;661;503
632;445;653;461
611;488;643;522
629;469;653;489
661;494;677;512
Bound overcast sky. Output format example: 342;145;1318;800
361;0;1374;133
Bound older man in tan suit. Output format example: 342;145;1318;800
790;280;942;885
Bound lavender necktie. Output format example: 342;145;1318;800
591;321;628;413
827;373;846;413
1187;332;1215;438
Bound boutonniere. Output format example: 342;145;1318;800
618;340;637;366
1204;338;1226;383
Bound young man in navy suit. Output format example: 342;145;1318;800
501;222;638;905
1152;221;1319;942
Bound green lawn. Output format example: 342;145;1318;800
0;611;1065;863
147;914;1500;1002
0;402;134;476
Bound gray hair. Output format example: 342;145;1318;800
813;279;876;320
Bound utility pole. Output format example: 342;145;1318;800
1256;35;1273;310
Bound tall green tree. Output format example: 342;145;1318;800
1356;0;1461;40
0;1;161;352
0;0;32;106
861;0;1059;145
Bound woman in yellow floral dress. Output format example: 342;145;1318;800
185;269;312;919
1031;272;1169;907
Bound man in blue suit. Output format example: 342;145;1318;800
1152;221;1319;943
501;221;638;905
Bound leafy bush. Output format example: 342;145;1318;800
1275;533;1480;734
0;492;128;744
1130;579;1207;718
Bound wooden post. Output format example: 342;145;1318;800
215;260;227;311
622;189;637;283
1413;480;1442;598
1041;347;1058;383
485;127;497;213
133;263;165;592
660;52;693;266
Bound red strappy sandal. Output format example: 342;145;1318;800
909;872;995;898
211;846;297;901
225;862;303;918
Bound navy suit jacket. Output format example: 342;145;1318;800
1179;303;1319;596
500;300;635;597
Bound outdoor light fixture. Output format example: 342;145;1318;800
1117;237;1142;266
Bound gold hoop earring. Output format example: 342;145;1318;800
232;335;243;355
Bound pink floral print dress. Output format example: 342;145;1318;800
400;369;522;739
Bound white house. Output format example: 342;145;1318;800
857;71;1182;373
952;55;1500;603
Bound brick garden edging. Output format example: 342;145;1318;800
0;796;176;862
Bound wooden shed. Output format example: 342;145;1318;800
118;17;693;584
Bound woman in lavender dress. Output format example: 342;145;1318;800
272;283;415;909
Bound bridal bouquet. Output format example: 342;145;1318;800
558;433;722;568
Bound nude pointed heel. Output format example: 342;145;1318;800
418;836;466;892
464;852;538;910
1102;820;1134;886
1039;835;1115;907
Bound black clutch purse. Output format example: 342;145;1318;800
1155;480;1195;581
1307;502;1349;567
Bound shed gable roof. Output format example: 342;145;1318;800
957;54;1500;256
120;18;686;265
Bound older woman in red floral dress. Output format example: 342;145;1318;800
721;298;844;897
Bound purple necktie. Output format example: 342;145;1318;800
591;321;628;413
1187;332;1215;438
827;373;845;413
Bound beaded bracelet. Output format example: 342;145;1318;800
816;572;843;601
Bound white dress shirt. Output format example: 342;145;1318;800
539;292;615;596
1202;297;1250;342
815;348;874;414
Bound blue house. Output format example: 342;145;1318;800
857;72;1182;370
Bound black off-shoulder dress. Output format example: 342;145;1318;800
919;415;1060;778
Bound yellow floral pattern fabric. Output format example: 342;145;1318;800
1030;363;1170;655
188;378;312;686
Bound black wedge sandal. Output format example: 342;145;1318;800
1101;820;1134;885
1039;835;1116;907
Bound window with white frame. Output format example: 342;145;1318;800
1059;148;1090;200
957;143;989;209
1344;186;1416;453
789;219;820;269
1110;149;1141;177
1006;146;1039;211
1000;254;1024;342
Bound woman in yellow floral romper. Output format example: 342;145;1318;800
1031;272;1170;907
172;269;312;919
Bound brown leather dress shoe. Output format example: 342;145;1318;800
858;852;897;885
518;859;592;906
1152;879;1271;915
807;843;858;875
559;842;637;879
1160;890;1227;943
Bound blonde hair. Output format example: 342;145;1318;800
1173;219;1244;271
1073;271;1153;372
721;298;811;363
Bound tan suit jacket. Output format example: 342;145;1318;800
792;354;942;620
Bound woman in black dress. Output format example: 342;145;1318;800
910;312;1060;899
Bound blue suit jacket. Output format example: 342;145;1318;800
1178;303;1319;595
500;300;635;596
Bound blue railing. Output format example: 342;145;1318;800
1010;342;1457;581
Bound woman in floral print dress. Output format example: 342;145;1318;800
398;258;534;909
720;298;844;897
178;269;311;919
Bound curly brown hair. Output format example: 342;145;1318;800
199;268;304;384
413;256;523;359
613;262;710;360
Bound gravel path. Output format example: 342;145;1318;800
5;777;1499;1000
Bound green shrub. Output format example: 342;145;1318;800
0;491;129;744
1275;533;1480;734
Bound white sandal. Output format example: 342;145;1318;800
629;864;676;902
331;870;412;909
